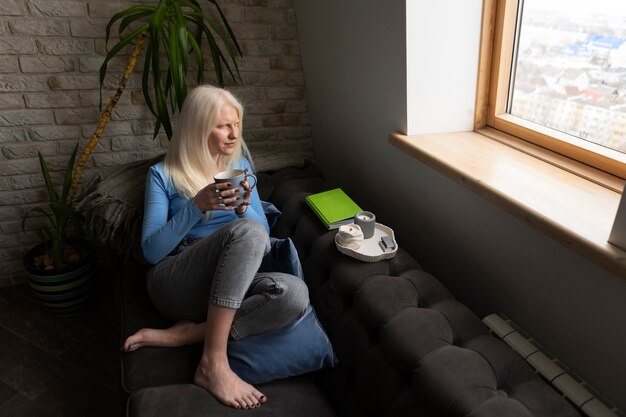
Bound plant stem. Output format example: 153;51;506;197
66;32;147;205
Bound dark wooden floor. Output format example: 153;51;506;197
0;260;127;417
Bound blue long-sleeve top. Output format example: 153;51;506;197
141;158;269;264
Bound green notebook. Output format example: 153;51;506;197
305;188;362;230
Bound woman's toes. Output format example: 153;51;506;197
122;337;137;352
243;394;257;408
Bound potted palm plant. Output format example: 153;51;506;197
21;146;97;316
21;0;242;315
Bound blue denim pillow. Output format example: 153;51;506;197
259;237;304;279
262;201;282;229
227;305;337;384
229;201;336;384
260;201;304;279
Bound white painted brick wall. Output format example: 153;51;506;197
0;0;314;287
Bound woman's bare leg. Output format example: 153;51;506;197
122;321;205;352
194;304;266;409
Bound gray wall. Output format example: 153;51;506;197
295;0;626;410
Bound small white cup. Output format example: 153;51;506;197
337;223;364;249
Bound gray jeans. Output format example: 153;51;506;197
146;218;310;339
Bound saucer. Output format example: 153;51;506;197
334;222;398;262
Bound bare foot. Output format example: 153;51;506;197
122;321;198;352
194;359;267;409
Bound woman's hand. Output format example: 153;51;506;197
234;170;253;215
192;182;240;212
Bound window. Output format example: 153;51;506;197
480;0;626;180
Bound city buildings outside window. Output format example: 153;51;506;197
510;0;626;154
486;0;626;179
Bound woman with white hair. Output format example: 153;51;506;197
122;85;309;410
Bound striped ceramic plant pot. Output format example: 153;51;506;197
23;244;97;316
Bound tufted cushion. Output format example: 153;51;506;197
127;375;336;417
292;222;581;417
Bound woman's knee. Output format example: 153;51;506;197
276;273;310;317
231;218;270;251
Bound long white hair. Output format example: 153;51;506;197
163;85;251;198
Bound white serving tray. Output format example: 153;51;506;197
335;223;398;262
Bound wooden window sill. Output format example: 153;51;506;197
389;129;626;281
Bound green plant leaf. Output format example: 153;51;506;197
37;224;55;247
210;0;243;57
148;3;168;66
118;9;154;36
141;41;157;118
182;9;206;80
173;1;190;71
186;0;203;10
36;227;53;248
198;12;241;84
163;67;176;113
105;5;155;43
153;118;163;139
186;26;205;83
161;1;192;113
61;144;78;204
38;224;63;271
216;47;238;84
37;152;58;204
154;80;173;139
148;3;167;130
199;20;224;86
35;227;47;243
21;207;54;233
184;10;238;85
201;2;243;80
166;20;184;110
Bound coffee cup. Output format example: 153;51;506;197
214;169;257;206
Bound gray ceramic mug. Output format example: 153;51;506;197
214;169;257;207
